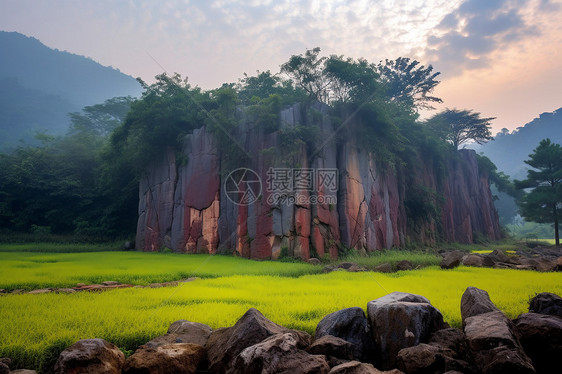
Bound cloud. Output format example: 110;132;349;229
425;0;551;76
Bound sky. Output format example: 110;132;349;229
1;0;561;133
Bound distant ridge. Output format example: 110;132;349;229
0;31;142;149
474;107;562;179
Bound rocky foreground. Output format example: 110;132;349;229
3;287;561;374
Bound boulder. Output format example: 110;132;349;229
429;328;472;362
486;249;510;264
347;264;367;272
464;311;518;352
473;346;535;374
462;254;484;267
308;258;322;265
464;311;535;373
395;260;413;271
338;262;357;270
205;308;308;373
328;361;398;373
514;312;562;374
0;362;8;374
373;263;392;273
528;292;562;318
123;343;205;374
101;281;120;286
460;287;499;323
308;335;354;360
396;343;445;374
367;292;445;369
232;332;329;374
534;258;557;272
440;251;464;269
28;289;51;294
493;262;515;269
55;288;77;294
166;320;213;346
10;370;38;374
54;339;125;374
334;262;367;272
422;329;477;373
315;307;374;361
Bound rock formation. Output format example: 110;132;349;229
136;102;501;259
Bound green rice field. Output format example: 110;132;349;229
0;249;561;372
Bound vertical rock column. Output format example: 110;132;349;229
172;127;221;254
136;148;178;251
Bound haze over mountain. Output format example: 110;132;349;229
471;107;562;229
0;31;142;149
474;107;562;180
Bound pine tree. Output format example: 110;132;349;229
515;139;562;245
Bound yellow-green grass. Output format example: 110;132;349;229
445;241;521;252
471;249;516;254
0;252;321;291
0;242;124;253
342;250;441;269
1;266;560;372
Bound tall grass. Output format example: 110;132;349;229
0;242;124;253
0;252;322;290
1;267;560;372
342;250;441;269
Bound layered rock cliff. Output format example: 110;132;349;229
136;103;501;259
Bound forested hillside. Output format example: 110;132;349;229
470;108;562;233
475;108;562;180
0;31;141;149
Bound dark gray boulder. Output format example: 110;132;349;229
231;332;329;374
514;312;562;374
460;287;499;323
315;307;374;361
54;339;125;374
367;292;445;369
528;292;562;318
205;308;310;374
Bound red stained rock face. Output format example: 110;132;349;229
136;104;502;259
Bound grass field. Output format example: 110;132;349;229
1;249;561;372
0;242;124;253
0;252;322;291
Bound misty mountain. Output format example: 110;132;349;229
0;31;142;150
474;107;562;179
472;107;562;228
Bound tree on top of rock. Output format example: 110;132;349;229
515;138;562;245
376;57;442;111
280;47;330;104
280;48;441;114
426;108;494;149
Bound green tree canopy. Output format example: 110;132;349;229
376;57;442;111
69;96;133;136
514;138;562;245
426;108;494;149
108;73;208;173
323;55;383;104
280;47;330;103
236;70;305;105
